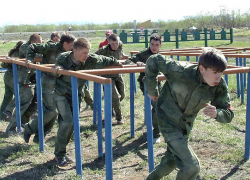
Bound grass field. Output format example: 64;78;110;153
0;30;250;180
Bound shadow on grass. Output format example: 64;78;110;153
81;124;148;171
2;159;61;180
219;159;247;180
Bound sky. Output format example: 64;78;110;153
0;0;249;27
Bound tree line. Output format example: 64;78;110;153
1;7;250;33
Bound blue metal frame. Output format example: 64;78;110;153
71;76;83;178
36;70;45;152
144;83;154;172
96;82;103;158
245;73;250;159
12;64;21;132
104;83;113;180
130;73;135;138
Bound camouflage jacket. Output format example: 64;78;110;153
54;51;119;99
95;43;123;78
26;41;65;64
18;41;36;84
145;54;234;138
126;47;155;82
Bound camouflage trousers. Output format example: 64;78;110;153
146;108;200;180
25;90;57;143
0;71;15;120
6;84;37;133
54;93;78;158
111;76;125;120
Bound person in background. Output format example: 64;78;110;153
49;32;61;43
145;47;234;180
6;33;42;134
95;34;128;124
0;41;24;121
125;33;162;144
98;30;113;49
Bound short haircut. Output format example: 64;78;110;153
51;32;60;40
29;33;41;42
73;37;91;50
60;33;75;44
198;47;227;72
108;34;119;42
150;33;161;44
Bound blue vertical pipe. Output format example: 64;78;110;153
177;55;180;61
104;83;113;180
12;63;21;132
144;83;154;173
196;56;199;62
170;55;173;59
186;56;189;62
71;76;83;178
130;52;137;94
133;73;137;94
93;82;97;125
225;57;228;85
239;58;244;103
85;80;89;108
244;57;247;88
36;70;44;152
96;83;103;158
130;73;135;138
236;58;240;98
244;73;250;160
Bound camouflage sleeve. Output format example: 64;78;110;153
95;47;104;55
96;55;120;68
145;54;171;96
26;43;45;63
212;79;234;123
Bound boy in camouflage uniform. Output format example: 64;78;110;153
95;34;127;124
53;37;121;167
125;33;162;143
6;33;42;133
145;47;234;180
23;33;75;144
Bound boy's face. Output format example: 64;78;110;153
52;36;60;42
149;39;161;54
63;42;74;51
199;65;223;86
73;47;90;63
109;39;119;51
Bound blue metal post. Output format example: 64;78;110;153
144;83;154;172
71;76;83;178
96;83;103;158
239;58;244;103
104;83;113;180
130;73;135;138
225;57;228;85
177;55;180;61
196;56;199;62
12;63;21;132
186;56;189;62
36;70;45;152
236;58;240;98
133;73;137;94
170;55;173;59
85;80;89;108
93;82;97;125
244;73;250;159
244;57;247;88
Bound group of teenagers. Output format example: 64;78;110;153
0;29;234;180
